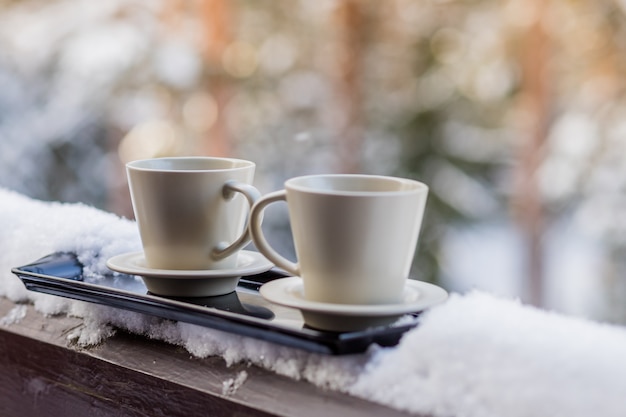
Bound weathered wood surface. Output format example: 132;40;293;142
0;297;415;417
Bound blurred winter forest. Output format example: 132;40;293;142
2;0;626;323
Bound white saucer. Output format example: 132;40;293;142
106;250;273;297
260;277;448;332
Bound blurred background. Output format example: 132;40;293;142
1;0;626;323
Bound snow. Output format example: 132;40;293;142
222;370;249;396
2;186;626;416
351;292;626;416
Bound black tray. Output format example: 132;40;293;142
11;252;419;355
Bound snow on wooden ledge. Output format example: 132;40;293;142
1;187;625;417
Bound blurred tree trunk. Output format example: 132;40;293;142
333;0;365;174
200;0;233;157
513;0;551;306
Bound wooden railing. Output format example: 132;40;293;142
0;297;417;417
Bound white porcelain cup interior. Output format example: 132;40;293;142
250;174;428;305
127;157;259;271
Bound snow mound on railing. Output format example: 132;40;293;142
1;187;626;417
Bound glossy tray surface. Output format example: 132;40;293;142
11;252;420;354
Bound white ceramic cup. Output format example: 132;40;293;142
127;157;260;270
250;174;429;305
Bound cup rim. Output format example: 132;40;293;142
284;174;428;196
126;156;255;172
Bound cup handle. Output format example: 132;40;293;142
249;190;300;276
211;180;261;260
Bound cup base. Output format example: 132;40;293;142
143;275;240;297
106;250;274;298
259;277;448;332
